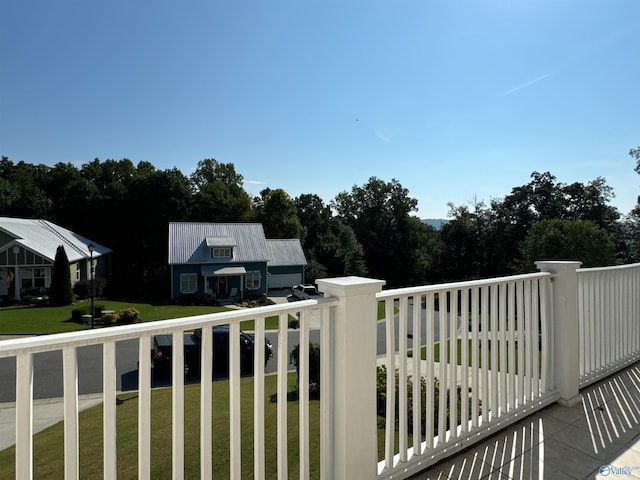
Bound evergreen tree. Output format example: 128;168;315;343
49;245;74;306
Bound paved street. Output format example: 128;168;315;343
0;298;446;403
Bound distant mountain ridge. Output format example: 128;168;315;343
422;218;449;229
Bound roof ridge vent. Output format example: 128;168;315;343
38;219;87;258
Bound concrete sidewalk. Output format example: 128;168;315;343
0;394;104;451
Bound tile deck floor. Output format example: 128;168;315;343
409;361;640;480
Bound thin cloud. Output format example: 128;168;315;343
500;73;551;97
376;131;392;143
245;180;267;186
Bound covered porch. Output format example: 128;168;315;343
201;265;246;300
410;360;640;479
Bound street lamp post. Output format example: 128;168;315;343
88;243;95;329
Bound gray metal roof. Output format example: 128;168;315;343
0;217;111;263
205;237;236;247
168;223;270;265
266;239;307;266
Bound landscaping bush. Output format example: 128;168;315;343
71;304;105;323
117;307;140;324
176;293;200;305
73;277;108;300
289;342;321;397
288;317;299;329
376;365;478;435
101;312;118;326
71;306;90;323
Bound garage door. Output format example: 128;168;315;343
269;273;302;290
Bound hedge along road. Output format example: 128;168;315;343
0;301;443;403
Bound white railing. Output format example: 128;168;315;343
375;272;559;480
577;262;640;387
0;297;338;480
2;263;640;479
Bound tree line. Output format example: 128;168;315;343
1;152;638;298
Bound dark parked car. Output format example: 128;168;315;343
152;326;273;375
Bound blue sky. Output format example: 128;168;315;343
2;1;639;218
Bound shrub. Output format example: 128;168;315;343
71;304;105;323
376;365;478;435
117;307;140;324
73;282;89;300
73;277;108;300
101;312;118;326
203;294;218;306
71;306;90;323
288;317;299;329
289;342;321;397
176;293;200;305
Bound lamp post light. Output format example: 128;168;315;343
88;243;95;329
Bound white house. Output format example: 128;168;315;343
0;217;111;300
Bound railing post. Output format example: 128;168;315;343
316;276;385;480
536;260;583;406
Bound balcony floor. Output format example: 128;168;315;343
409;361;640;480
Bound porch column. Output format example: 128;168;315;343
536;260;583;406
13;246;20;301
316;276;385;480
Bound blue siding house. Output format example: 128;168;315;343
168;223;306;300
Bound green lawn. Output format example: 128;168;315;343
0;298;390;335
0;300;233;335
0;373;391;479
412;339;542;374
0;373;315;479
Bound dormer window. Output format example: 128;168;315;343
212;247;232;258
206;237;236;259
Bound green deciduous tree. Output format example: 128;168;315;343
190;158;252;222
254;188;303;239
520;219;616;270
295;194;366;281
626;146;640;261
334;177;437;287
438;200;496;281
631;146;640;218
0;160;52;218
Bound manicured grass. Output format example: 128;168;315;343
413;339;542;374
0;371;392;479
240;316;290;331
0;300;232;335
0;373;314;479
0;296;390;336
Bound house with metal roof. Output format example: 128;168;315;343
168;222;307;301
266;239;308;289
0;217;111;301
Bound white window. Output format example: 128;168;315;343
21;267;49;290
211;247;232;258
246;271;261;290
180;273;197;294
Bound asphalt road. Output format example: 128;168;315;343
0;303;448;403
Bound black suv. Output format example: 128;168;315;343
153;326;273;376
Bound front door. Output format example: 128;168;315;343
217;276;227;296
